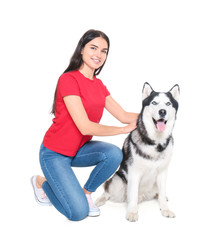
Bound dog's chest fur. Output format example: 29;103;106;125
126;129;173;186
128;128;173;160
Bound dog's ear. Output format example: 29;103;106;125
169;84;180;102
142;82;154;101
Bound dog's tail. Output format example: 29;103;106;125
95;179;112;206
95;191;110;207
95;175;127;206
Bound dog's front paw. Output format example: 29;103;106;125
161;209;176;218
126;211;139;222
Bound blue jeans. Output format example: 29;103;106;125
39;141;122;221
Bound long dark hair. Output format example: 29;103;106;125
51;29;110;114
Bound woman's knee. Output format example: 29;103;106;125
105;144;123;167
67;196;89;221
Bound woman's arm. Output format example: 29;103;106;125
63;95;136;136
105;95;139;124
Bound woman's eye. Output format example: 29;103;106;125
166;102;171;106
152;101;157;105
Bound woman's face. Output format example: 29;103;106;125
81;37;108;73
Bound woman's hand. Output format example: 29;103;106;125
63;95;138;137
122;121;137;134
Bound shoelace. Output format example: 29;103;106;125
40;190;48;200
86;194;96;209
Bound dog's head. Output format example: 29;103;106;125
141;82;180;134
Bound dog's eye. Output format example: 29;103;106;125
152;101;157;105
166;102;171;106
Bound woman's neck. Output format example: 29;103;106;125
79;65;95;80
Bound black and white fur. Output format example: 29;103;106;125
96;83;180;221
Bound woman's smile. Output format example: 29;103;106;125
91;57;101;64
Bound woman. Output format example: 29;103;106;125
31;29;138;221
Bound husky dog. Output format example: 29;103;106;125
96;83;180;222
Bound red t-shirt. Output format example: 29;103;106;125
43;70;110;156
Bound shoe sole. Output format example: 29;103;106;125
30;176;52;207
88;210;100;217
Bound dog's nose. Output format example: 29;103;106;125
159;109;167;117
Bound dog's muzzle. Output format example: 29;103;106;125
153;118;167;132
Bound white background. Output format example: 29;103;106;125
1;0;215;239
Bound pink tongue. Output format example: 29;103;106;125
156;121;166;132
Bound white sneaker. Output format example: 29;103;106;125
85;194;100;217
31;176;52;206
